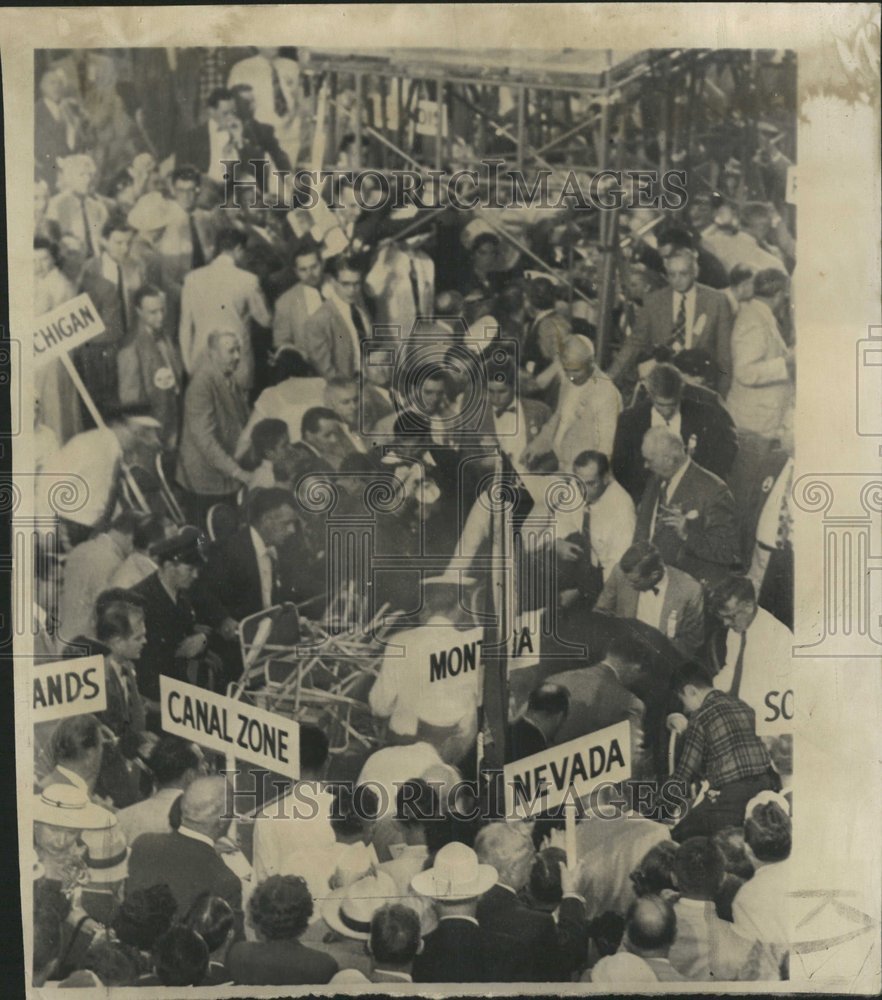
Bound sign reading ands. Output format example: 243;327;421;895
503;721;632;818
160;677;300;779
33;293;106;368
32;655;107;723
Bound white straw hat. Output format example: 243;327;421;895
411;842;497;901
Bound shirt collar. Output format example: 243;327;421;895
664;456;690;498
178;825;217;848
439;915;479;927
56;765;88;791
250;526;272;560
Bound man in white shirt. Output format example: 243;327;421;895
554;449;636;607
228;47;301;164
179;227;271;391
523;335;622;471
733;794;792;948
482;365;551;474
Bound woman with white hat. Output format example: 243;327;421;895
33;783;114;886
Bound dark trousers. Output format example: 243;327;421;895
672;768;781;842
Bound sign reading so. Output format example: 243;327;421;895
160;677;300;779
32;655;107;723
503;721;632;819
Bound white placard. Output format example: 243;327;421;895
32;655;107;723
508;608;543;670
160;676;300;779
33;293;106;368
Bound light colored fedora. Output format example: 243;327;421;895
321;871;399;940
411;842;497;901
33;785;114;831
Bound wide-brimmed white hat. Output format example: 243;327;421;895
82;821;130;884
321;871;399;940
128;191;176;233
33;785;114;831
411;842;497;901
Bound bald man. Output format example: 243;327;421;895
475;824;587;981
586;896;684;982
523;335;622;471
126;775;244;934
634;427;739;587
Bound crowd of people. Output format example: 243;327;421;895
31;45;797;987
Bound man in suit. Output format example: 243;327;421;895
508;683;570;762
126;776;243;933
523;334;622;472
176;87;248;187
726;269;794;440
411;842;498;983
35;67;80;192
634;427;740;588
544;637;646;771
117;285;183;448
231;82;292;175
175;331;253;525
227;47;302;165
46;154;108;259
272;245;329;354
77;216;147;415
478;363;551;473
286;406;344;477
36;714;105;800
179;227;271;392
610;247;734;396
474;824;588;981
302;255;372;381
192;487;304;641
613;362;738;502
597;541;706;659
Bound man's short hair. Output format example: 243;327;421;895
729;263;755;287
184;894;235;954
94;586;146;622
527;276;558;311
50;714;101;765
395;778;440;824
741;201;771;225
152;926;209;987
572;449;610;476
527;682;570;717
370;904;421;965
206;87;234;109
171;165;201;187
325;375;359;394
630;841;679;897
672;837;725;897
82;938;138;987
709;574;757;613
230;82;254;98
753;268;789;299
301;405;340;438
132;284;164;311
249;875;313;941
605;633;649;667
299;723;330;773
619;540;664;577
112;884;177;950
293;243;322;265
626;895;677;951
148;736;201;787
109;168;135;196
328;254;365;280
646;362;684;401
673;348;718;384
251;418;289;460
712;827;756;880
665;246;697;267
744;801;792;862
247;486;296;525
673;661;714;693
274;347;316;380
95;592;146;643
215;227;247;254
101;215;134;240
656;223;696;251
207;330;239;353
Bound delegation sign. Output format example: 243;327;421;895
160;677;300;779
33;293;106;368
32;655;107;723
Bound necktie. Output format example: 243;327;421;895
581;506;593;567
80;198;94;257
189;213;206;269
776;468;793;549
270;61;288;118
671;293;687;347
350;305;368;341
117;264;128;337
729;632;747;698
409;258;422;315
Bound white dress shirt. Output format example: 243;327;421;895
553;372;622;462
732;858;791;945
177;825;218;849
650;406;682;437
636;569;669;632
650;457;691;538
556;479;636;580
251;782;336;885
249;526;275;608
671;285;698;345
493;400;529;471
207;118;236;184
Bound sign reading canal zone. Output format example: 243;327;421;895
503;720;632;818
160;676;300;779
33;293;106;368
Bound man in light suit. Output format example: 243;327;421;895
272;245;329;354
364;238;435;335
596;541;706;659
302;255;372;381
117;286;183;448
179;227;271;392
473;364;551;473
634;427;740;588
726;269;794;440
612;362;738;502
522;335;622;472
35;68;80;192
46;154;108;259
175;331;253;526
610;248;734;396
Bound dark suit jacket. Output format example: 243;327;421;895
477;885;587;982
126;830;242;926
130;571;197;701
224;939;338;986
612;394;739;502
635;459;740;586
507;716;547;763
611;283;734;394
412;917;493;983
192;526;297;628
117;328;183;445
545;662;645;751
78;256;148;347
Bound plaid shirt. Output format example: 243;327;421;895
673;689;771;788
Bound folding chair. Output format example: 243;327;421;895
206;503;239;544
154;451;186;525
